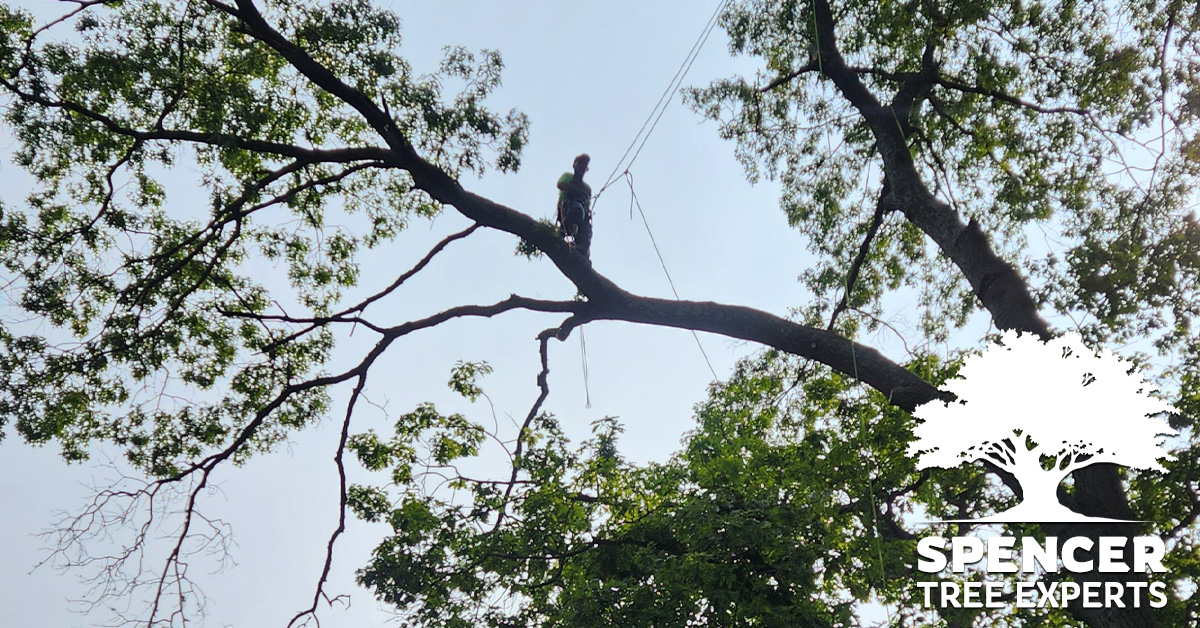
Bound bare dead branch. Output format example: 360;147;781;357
490;320;570;533
287;373;366;628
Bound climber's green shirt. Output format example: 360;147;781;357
557;172;592;205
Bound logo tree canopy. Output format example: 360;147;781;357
909;332;1177;522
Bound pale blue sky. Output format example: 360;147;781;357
0;1;908;626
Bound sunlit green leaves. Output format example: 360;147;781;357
688;0;1199;350
0;0;526;473
347;355;976;628
448;359;493;402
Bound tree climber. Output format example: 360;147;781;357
556;153;593;259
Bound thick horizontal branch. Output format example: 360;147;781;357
588;295;946;412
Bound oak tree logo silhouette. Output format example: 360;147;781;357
907;331;1176;522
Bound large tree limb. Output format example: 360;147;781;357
586;295;942;412
810;0;1051;338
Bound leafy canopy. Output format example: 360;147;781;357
1;1;1200;627
0;0;527;473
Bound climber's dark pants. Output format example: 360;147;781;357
560;200;592;259
574;211;592;259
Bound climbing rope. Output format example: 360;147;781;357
592;0;730;204
625;172;719;380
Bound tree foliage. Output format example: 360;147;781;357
1;0;1199;627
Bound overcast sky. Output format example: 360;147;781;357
0;1;911;626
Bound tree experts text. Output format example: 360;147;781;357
915;535;1169;610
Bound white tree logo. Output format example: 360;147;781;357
908;331;1176;522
